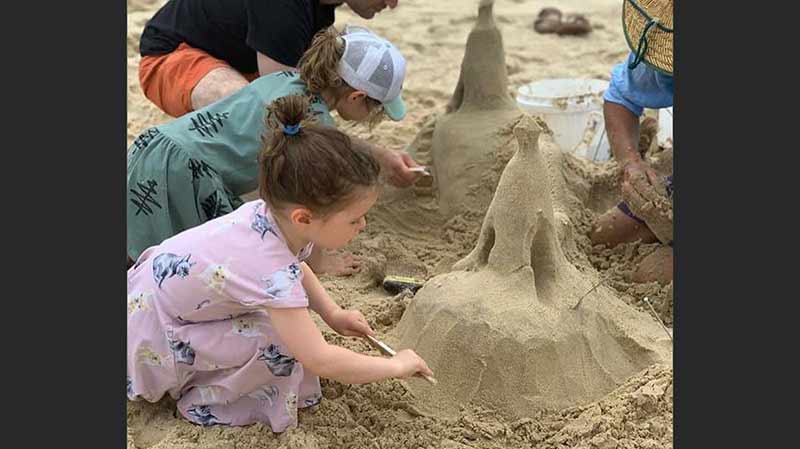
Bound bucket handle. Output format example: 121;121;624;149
578;111;605;160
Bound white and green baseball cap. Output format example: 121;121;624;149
339;25;407;121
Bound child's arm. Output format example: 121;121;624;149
301;262;339;322
301;262;374;337
268;306;433;384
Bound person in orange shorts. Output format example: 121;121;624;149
138;0;399;118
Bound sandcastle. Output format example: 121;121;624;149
393;0;672;419
394;114;672;418
428;0;523;218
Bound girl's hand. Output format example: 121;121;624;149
376;148;424;188
329;309;375;337
391;349;434;379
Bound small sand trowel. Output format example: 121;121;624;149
364;334;438;385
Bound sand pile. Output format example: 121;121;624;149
129;363;672;449
127;0;674;447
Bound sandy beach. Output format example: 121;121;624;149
127;1;673;448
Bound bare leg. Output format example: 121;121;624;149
190;67;250;111
306;246;361;277
631;245;673;285
589;207;659;247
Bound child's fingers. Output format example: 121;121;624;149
340;252;361;266
621;180;646;214
418;363;434;377
395;162;421;177
646;169;659;186
638;178;667;205
351;319;373;337
399;151;419;168
339;264;360;276
400;155;426;178
335;253;361;275
358;317;375;336
351;312;373;334
341;263;360;275
418;354;431;371
415;356;434;377
382;152;423;187
626;177;663;217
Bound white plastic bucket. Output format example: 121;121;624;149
657;107;673;149
516;79;611;161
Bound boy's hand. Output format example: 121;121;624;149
329;309;375;337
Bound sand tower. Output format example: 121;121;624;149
428;0;523;218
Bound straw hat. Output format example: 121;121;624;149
622;0;673;75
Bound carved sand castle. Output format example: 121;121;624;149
395;114;672;418
393;1;672;419
429;0;522;218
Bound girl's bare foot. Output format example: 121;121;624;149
307;247;362;276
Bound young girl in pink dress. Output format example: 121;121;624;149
127;95;433;432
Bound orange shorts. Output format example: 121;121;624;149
139;43;258;117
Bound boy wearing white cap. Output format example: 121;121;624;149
127;26;420;276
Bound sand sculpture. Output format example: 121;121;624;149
394;114;672;418
427;0;523;218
